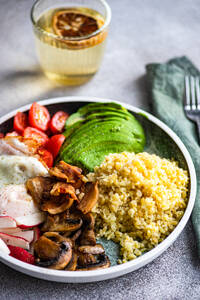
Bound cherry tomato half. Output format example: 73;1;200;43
46;134;65;158
49;111;69;134
6;131;20;137
37;148;53;168
23;127;49;146
0;133;4;138
29;102;50;132
13;112;28;134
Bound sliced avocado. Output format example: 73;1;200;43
59;102;146;172
60;120;145;164
65;102;131;128
65;111;83;127
77;102;126;115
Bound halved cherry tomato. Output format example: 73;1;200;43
29;102;50;132
46;134;65;158
49;111;69;134
23;127;49;146
13;112;28;134
37;148;53;168
6;131;20;137
0;133;4;138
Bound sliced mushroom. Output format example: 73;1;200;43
41;196;74;214
34;235;60;260
78;244;105;255
77;254;110;271
42;213;82;232
26;176;54;204
49;161;83;188
77;182;98;214
82;213;95;229
78;253;97;267
79;213;96;245
71;229;82;243
65;252;78;271
80;228;96;246
50;182;77;200
34;232;72;270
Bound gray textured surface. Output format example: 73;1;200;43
0;0;200;299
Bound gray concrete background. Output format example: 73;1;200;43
0;0;200;299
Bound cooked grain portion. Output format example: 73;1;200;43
87;152;189;263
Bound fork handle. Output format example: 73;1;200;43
196;119;200;145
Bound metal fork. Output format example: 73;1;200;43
184;75;200;145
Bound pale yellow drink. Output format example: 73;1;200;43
33;7;108;85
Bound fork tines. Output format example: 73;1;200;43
184;75;200;111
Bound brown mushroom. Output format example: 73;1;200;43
26;176;54;205
65;252;78;271
78;244;105;255
49;161;83;188
70;229;82;243
77;182;99;214
80;228;96;246
77;254;110;271
34;232;72;270
41;196;74;214
42;213;83;232
50;182;77;200
78;253;97;267
79;213;96;245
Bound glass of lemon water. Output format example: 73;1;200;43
31;0;111;85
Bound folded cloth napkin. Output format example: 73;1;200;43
146;56;200;253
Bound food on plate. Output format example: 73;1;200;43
0;238;10;255
0;156;48;188
0;101;190;272
8;246;35;264
23;127;49;146
59;102;145;172
26;160;110;270
6;131;20;137
37;148;53;168
46;134;65;159
13;112;29;134
49;111;69;134
0;136;40;156
29;102;50;132
0;103;67;168
88;152;189;263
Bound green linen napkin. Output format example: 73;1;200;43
146;56;200;253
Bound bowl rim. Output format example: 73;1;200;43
0;96;196;283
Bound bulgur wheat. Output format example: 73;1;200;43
87;152;189;263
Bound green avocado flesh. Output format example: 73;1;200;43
59;102;145;172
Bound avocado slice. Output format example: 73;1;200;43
59;102;145;172
65;102;131;128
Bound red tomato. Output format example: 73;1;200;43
13;112;28;134
46;134;65;158
29;102;50;132
23;127;49;146
49;111;69;134
6;131;20;137
0;133;4;138
38;148;53;168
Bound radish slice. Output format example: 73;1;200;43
0;227;21;234
10;230;34;243
0;232;30;250
0;238;10;255
0;216;17;228
33;227;40;242
30;227;40;254
16;212;45;229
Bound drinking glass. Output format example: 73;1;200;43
31;0;111;85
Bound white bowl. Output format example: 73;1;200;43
0;96;196;283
